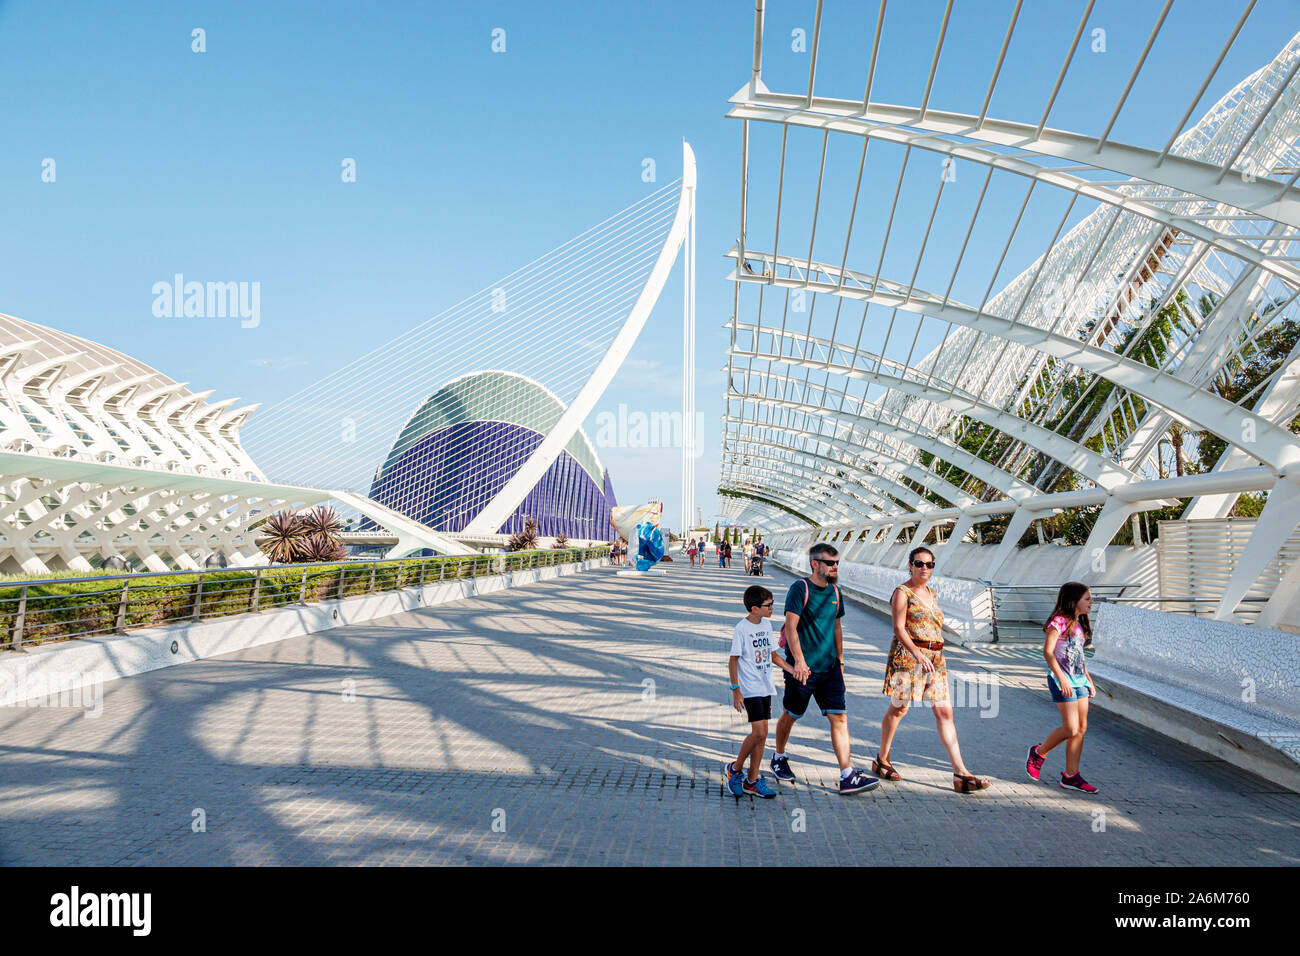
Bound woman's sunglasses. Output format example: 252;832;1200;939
911;560;936;569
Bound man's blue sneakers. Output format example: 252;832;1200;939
725;761;746;797
743;776;778;798
839;769;880;794
769;754;795;780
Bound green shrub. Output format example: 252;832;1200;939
0;547;602;647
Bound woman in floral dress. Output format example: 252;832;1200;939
876;546;990;793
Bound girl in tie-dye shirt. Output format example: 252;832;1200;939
1025;583;1099;794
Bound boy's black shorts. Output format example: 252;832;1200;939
743;695;773;722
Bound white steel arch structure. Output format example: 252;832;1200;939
0;311;334;573
463;142;697;536
245;142;698;554
0;147;699;572
720;1;1300;625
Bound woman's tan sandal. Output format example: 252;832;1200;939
952;772;991;793
872;754;902;781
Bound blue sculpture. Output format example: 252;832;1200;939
634;520;665;571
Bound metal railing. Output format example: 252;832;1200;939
979;582;1139;643
1;547;606;650
1092;594;1270;619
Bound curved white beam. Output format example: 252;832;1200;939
729;415;981;507
734;252;1300;474
723;447;906;514
729;87;1300;232
722;477;848;524
464;142;697;534
733;321;1139;490
744;393;1041;501
724;431;946;510
726;416;978;507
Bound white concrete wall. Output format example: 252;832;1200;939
779;544;1300;788
775;550;994;643
1087;601;1300;790
0;558;607;707
1091;601;1299;727
874;539;1161;594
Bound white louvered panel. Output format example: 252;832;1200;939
1157;518;1300;624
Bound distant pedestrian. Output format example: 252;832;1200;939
718;539;726;567
688;538;698;568
1026;582;1099;793
877;546;989;793
743;539;754;573
725;585;779;799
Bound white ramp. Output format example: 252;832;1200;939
331;490;476;557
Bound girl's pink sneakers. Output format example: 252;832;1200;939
1060;772;1099;793
1026;744;1045;781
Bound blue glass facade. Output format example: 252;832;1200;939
367;419;616;539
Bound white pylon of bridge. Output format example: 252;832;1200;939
464;142;697;537
681;140;698;535
246;142;698;552
719;1;1300;627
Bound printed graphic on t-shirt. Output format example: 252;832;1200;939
730;619;776;698
1050;615;1087;679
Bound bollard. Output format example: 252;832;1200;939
192;572;205;621
115;581;129;634
10;586;27;650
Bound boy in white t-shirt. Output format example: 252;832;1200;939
725;585;779;798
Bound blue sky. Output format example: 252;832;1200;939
1;0;1295;532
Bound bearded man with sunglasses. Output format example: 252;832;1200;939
769;543;878;794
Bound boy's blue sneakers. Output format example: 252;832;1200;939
725;761;746;797
769;754;795;781
839;769;880;794
743;776;777;798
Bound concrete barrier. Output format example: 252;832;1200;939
774;550;994;643
0;557;607;709
1088;601;1300;791
775;548;1300;791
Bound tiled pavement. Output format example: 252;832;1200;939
1;561;1297;865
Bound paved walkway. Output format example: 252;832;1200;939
1;561;1297;865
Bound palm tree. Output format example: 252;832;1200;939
299;533;346;563
507;517;540;552
259;510;305;563
1169;423;1187;477
300;505;344;552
